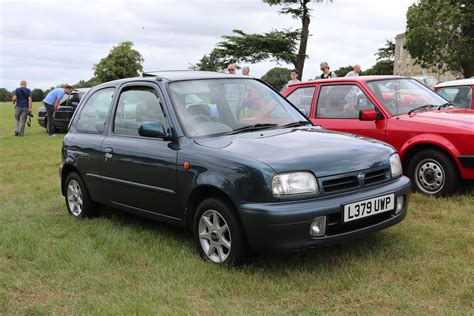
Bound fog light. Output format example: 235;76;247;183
310;216;327;237
396;196;405;214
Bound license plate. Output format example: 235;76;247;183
343;194;395;223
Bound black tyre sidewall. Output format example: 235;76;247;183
408;149;460;196
65;172;97;218
193;198;247;265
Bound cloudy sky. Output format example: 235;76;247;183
0;0;415;90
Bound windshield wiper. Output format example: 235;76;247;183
407;103;452;115
226;123;278;135
280;120;312;128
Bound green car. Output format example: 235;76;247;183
60;71;411;265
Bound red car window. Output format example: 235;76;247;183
316;85;375;119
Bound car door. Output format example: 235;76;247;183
65;87;116;204
312;83;387;142
101;83;179;221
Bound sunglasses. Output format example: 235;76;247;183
228;68;236;71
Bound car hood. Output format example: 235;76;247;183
400;108;474;130
194;127;394;177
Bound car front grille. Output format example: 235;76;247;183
322;176;359;192
320;166;390;194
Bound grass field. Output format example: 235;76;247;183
0;101;473;314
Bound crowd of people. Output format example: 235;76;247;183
225;62;362;84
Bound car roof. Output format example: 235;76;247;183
435;78;474;88
97;71;250;88
286;75;410;88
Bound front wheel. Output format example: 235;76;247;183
65;172;98;217
193;198;247;265
407;149;460;196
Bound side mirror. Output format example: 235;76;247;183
359;109;380;121
138;122;168;138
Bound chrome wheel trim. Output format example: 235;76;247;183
198;209;231;263
67;180;83;216
415;158;445;194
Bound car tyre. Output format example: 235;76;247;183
65;172;98;218
407;149;460;196
193;198;247;265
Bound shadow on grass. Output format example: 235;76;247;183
96;206;411;273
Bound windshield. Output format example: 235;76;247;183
367;78;447;115
168;79;307;137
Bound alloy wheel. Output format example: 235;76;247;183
67;180;83;216
198;209;231;263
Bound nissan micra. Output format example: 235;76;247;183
61;71;411;265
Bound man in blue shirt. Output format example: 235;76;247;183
43;85;73;136
12;80;32;137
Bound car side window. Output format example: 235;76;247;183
437;86;472;109
114;86;167;137
286;86;315;117
317;85;375;119
76;88;114;133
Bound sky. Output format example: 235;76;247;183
0;0;416;91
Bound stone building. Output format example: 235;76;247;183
393;33;458;82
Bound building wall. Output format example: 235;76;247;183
393;33;457;82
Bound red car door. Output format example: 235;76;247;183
311;83;387;142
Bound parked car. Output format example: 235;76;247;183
434;79;473;110
38;88;90;133
412;76;438;89
60;71;411;265
282;76;474;196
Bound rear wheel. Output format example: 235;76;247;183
407;149;460;196
193;198;247;265
65;172;98;217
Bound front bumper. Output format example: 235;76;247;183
239;176;411;252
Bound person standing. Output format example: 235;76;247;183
12;80;32;137
281;69;301;91
242;66;250;76
42;86;73;136
345;64;362;77
319;62;337;79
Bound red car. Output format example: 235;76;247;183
282;76;474;196
434;79;474;110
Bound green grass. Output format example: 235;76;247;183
0;102;473;314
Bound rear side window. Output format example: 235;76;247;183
437;86;472;109
114;86;167;137
286;86;315;117
76;88;114;133
316;85;375;119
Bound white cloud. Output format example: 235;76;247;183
0;0;415;90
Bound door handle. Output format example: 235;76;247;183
104;147;113;159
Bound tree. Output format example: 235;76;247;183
0;88;12;102
264;0;315;80
261;67;292;91
364;60;394;76
93;41;144;83
334;65;354;78
405;0;474;78
31;88;45;102
364;40;395;75
196;1;332;78
194;29;300;72
73;77;101;88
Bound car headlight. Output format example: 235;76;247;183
390;153;403;178
272;172;319;197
